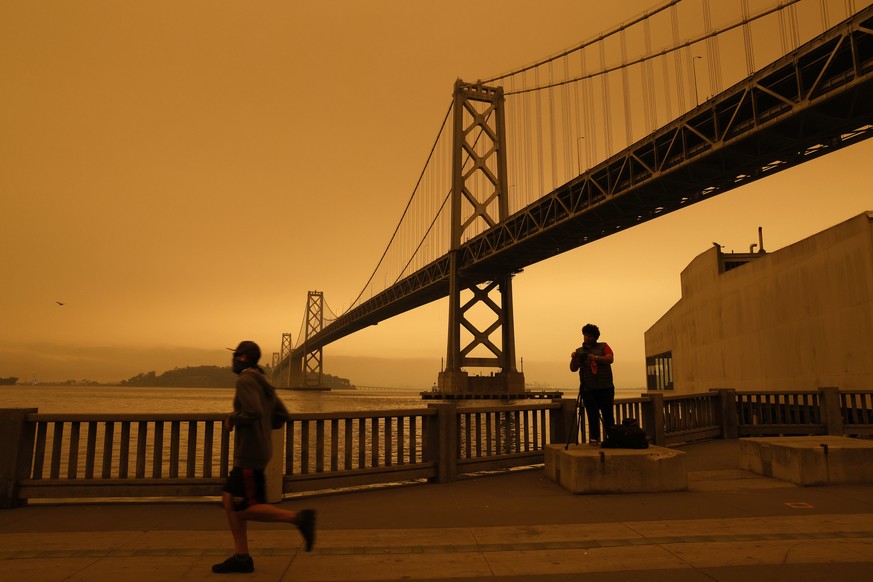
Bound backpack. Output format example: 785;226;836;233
601;418;649;449
247;368;289;429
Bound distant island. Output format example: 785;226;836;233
119;365;355;390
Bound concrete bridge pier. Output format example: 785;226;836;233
437;369;526;397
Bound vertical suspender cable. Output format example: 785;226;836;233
508;77;517;212
661;24;673;123
575;49;584;175
523;71;533;207
442;124;448;255
672;4;685;113
702;0;717;100
621;29;633;147
778;5;789;55
434;125;441;262
548;61;558;191
742;0;754;76
600;40;613;157
709;1;723;94
643;17;655;136
582;48;594;174
515;73;522;209
562;56;572;181
432;130;438;265
535;68;545;196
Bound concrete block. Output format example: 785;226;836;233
739;436;873;486
544;444;687;494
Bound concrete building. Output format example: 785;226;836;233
645;211;873;393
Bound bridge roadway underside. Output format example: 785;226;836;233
297;9;873;355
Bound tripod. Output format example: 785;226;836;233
565;389;585;449
565;391;610;449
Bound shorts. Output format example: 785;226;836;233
222;467;266;511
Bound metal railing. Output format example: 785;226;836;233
736;391;826;435
282;409;437;492
3;387;871;507
841;390;873;436
14;413;230;500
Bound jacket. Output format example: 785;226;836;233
570;342;614;392
228;367;289;468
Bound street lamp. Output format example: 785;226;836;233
691;56;703;106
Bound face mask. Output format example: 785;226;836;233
232;359;251;375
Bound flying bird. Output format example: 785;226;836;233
56;301;64;306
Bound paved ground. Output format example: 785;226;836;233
2;439;873;581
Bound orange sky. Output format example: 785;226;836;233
2;0;871;390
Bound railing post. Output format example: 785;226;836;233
549;398;577;444
0;408;37;508
819;387;844;436
426;403;457;483
712;388;739;439
642;394;666;446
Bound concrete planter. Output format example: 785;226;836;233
545;444;687;494
739;436;873;486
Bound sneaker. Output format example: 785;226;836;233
297;509;316;552
212;554;254;574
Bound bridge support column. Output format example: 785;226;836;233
277;332;294;388
289;354;304;388
439;80;524;396
270;351;280;385
300;291;325;389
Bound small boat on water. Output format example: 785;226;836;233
0;376;19;385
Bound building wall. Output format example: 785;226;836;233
645;211;873;393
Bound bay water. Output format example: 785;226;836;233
1;385;644;415
1;385;429;414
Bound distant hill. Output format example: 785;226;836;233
120;366;235;387
119;366;354;389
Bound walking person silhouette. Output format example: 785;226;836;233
212;340;316;574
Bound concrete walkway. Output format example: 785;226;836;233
2;440;873;581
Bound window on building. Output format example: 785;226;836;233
646;352;673;391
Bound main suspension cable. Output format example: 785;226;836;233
481;0;682;84
500;0;801;96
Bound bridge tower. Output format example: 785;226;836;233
301;290;324;388
438;80;525;396
270;351;280;384
278;331;296;388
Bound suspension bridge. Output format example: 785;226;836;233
272;0;873;394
